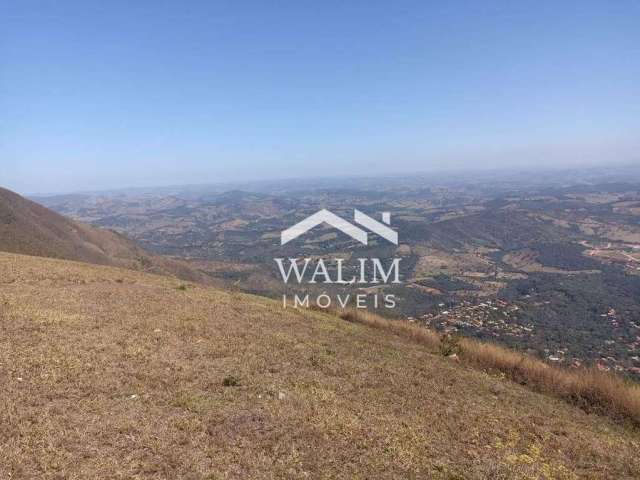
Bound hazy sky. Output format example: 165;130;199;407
2;1;639;194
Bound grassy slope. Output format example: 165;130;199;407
1;252;639;479
0;186;215;285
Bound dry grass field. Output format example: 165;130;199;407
334;309;640;427
1;252;640;479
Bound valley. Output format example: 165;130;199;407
34;167;640;379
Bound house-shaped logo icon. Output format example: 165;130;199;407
281;209;398;246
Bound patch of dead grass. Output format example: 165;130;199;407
330;307;640;427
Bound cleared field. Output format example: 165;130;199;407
413;247;493;278
502;249;599;275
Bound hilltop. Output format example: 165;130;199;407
1;252;639;479
0;187;214;285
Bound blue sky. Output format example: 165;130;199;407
2;1;639;194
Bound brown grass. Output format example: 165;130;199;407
0;186;217;286
2;252;640;478
328;308;640;427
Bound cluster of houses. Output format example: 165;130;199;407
412;299;534;338
601;308;619;328
409;298;640;379
593;307;640;376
